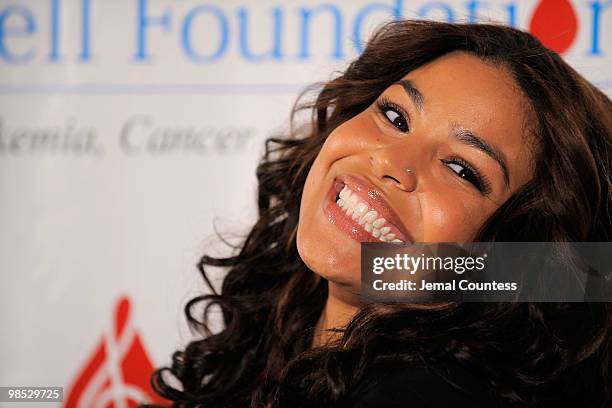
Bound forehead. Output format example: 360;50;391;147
395;51;535;188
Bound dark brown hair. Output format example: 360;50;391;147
147;20;612;407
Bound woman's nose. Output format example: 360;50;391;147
369;149;418;192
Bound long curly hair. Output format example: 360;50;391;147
147;20;612;407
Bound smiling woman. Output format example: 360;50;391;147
146;20;612;408
300;51;536;293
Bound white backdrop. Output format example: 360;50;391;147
0;0;610;406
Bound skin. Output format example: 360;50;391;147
295;51;536;346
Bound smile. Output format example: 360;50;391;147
322;174;412;244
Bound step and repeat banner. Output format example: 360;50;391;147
0;0;610;406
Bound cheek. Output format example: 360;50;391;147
301;114;376;205
322;112;380;156
419;190;490;242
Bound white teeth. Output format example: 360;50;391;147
364;211;378;223
334;184;405;244
339;186;349;200
354;202;368;217
373;218;386;228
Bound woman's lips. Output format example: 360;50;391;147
322;174;414;244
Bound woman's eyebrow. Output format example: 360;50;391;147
393;80;510;188
394;79;424;111
453;126;510;188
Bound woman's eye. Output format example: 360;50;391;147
384;110;408;132
376;99;409;133
443;159;490;195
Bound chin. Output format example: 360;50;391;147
296;223;361;289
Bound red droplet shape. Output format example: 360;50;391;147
64;296;170;407
529;0;578;54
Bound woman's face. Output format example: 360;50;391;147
296;51;535;292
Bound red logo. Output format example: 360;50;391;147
64;296;169;407
529;0;579;54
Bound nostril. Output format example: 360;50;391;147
383;172;416;192
383;175;402;184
